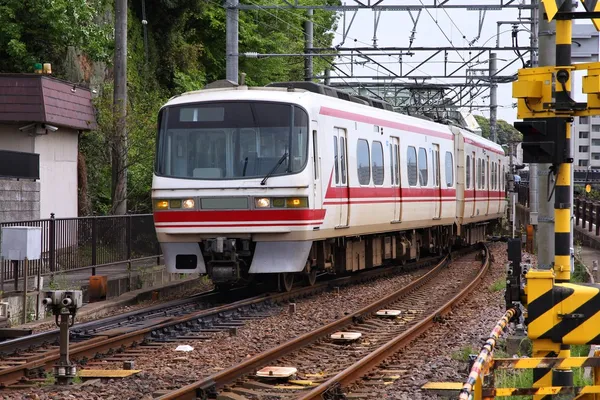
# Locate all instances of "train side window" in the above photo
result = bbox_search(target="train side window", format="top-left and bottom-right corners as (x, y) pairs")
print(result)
(445, 151), (453, 187)
(333, 137), (339, 184)
(498, 161), (502, 190)
(357, 139), (371, 185)
(372, 141), (384, 185)
(389, 145), (394, 185)
(407, 146), (418, 186)
(466, 156), (471, 189)
(394, 144), (400, 185)
(340, 136), (347, 184)
(312, 130), (319, 180)
(486, 160), (490, 189)
(477, 159), (481, 189)
(418, 147), (428, 186)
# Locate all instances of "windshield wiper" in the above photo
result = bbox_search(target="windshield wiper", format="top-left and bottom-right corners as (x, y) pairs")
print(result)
(261, 153), (288, 185)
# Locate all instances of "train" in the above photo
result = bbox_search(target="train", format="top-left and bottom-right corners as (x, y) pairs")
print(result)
(151, 80), (506, 291)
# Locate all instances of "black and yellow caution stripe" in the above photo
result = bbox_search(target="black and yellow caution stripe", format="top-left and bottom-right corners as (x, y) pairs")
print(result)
(527, 283), (600, 344)
(582, 0), (600, 30)
(494, 356), (600, 369)
(483, 385), (600, 397)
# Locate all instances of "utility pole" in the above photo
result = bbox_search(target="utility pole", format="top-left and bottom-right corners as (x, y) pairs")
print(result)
(112, 0), (128, 215)
(529, 0), (539, 251)
(226, 0), (239, 83)
(304, 9), (314, 82)
(489, 52), (498, 143)
(535, 0), (556, 270)
(530, 0), (555, 396)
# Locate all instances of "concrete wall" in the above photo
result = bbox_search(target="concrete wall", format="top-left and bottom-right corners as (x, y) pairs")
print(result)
(0, 179), (40, 222)
(0, 124), (78, 221)
(34, 128), (78, 219)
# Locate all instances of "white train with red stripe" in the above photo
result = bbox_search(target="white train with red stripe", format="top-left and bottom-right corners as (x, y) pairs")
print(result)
(152, 80), (506, 290)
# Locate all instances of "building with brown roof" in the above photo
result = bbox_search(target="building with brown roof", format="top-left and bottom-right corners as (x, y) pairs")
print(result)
(0, 74), (97, 222)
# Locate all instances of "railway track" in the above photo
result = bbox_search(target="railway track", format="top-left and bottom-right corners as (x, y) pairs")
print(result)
(0, 255), (439, 390)
(154, 244), (489, 400)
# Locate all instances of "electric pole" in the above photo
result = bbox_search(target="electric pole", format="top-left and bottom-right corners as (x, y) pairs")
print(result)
(529, 0), (539, 253)
(304, 9), (314, 82)
(226, 0), (239, 83)
(112, 0), (128, 215)
(489, 52), (498, 143)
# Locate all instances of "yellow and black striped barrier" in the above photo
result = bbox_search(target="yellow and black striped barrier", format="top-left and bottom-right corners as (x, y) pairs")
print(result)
(527, 270), (600, 345)
(484, 385), (600, 397)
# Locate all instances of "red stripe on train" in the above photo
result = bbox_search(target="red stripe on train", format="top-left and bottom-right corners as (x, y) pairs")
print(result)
(154, 209), (327, 223)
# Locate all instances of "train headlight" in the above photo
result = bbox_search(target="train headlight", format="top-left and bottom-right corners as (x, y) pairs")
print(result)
(182, 199), (195, 209)
(286, 197), (308, 208)
(154, 200), (169, 210)
(255, 198), (271, 208)
(169, 199), (182, 209)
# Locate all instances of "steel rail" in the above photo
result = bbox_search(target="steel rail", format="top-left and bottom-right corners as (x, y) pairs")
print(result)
(298, 244), (491, 400)
(154, 249), (467, 400)
(0, 255), (440, 388)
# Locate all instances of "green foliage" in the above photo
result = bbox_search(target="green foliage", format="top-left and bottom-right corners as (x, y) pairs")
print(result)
(0, 0), (112, 73)
(1, 0), (340, 214)
(572, 260), (590, 283)
(474, 115), (523, 146)
(451, 344), (477, 362)
(490, 278), (506, 292)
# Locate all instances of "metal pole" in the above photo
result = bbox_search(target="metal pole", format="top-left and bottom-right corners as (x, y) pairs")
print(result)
(536, 0), (556, 270)
(324, 68), (331, 85)
(532, 2), (556, 397)
(489, 52), (498, 143)
(57, 312), (72, 385)
(226, 0), (239, 83)
(551, 0), (573, 391)
(529, 0), (539, 243)
(304, 9), (314, 82)
(21, 258), (27, 325)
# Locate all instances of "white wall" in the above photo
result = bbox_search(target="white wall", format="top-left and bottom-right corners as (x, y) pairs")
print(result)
(0, 124), (35, 153)
(34, 128), (78, 219)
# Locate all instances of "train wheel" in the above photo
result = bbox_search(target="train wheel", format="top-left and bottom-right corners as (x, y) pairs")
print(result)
(279, 272), (294, 292)
(305, 268), (317, 286)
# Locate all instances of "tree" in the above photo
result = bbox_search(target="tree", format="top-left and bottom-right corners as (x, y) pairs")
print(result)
(0, 0), (111, 73)
(1, 0), (341, 215)
(474, 115), (522, 146)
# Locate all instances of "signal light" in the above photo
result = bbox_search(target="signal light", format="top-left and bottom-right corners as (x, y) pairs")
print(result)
(514, 118), (567, 165)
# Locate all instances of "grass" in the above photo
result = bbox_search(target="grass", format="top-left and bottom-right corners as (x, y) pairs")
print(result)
(451, 344), (478, 362)
(490, 278), (507, 292)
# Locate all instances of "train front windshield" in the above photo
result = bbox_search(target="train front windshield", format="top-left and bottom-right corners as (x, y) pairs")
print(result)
(156, 101), (309, 180)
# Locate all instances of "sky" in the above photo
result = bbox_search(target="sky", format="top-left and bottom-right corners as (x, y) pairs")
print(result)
(326, 1), (597, 124)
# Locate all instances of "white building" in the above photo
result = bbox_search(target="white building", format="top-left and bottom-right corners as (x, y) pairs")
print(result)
(571, 24), (600, 168)
(0, 74), (96, 222)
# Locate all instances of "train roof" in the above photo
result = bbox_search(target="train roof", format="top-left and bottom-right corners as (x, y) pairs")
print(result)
(165, 80), (504, 156)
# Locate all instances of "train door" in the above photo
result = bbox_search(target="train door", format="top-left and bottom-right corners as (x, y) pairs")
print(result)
(390, 137), (401, 222)
(486, 156), (491, 215)
(497, 160), (502, 213)
(471, 151), (476, 217)
(311, 122), (322, 211)
(433, 144), (442, 219)
(334, 128), (350, 227)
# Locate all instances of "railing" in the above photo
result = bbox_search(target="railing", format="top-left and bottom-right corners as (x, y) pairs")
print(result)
(0, 149), (39, 180)
(515, 182), (600, 235)
(516, 183), (529, 207)
(575, 197), (600, 236)
(0, 214), (161, 289)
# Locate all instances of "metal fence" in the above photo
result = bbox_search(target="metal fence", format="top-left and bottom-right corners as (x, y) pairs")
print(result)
(1, 214), (161, 286)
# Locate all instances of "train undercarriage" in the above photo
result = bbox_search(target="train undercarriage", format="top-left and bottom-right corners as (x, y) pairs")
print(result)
(199, 223), (491, 291)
